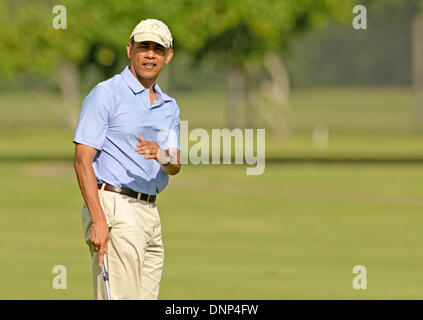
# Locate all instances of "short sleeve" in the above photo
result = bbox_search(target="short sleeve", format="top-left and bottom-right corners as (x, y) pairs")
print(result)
(163, 101), (180, 150)
(73, 85), (112, 150)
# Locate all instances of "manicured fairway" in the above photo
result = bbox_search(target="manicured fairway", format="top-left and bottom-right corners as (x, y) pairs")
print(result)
(1, 160), (423, 299)
(1, 87), (423, 299)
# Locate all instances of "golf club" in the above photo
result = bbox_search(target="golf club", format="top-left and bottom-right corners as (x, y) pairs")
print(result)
(101, 263), (111, 300)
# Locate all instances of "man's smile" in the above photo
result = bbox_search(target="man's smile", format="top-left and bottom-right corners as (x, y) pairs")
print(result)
(142, 62), (157, 70)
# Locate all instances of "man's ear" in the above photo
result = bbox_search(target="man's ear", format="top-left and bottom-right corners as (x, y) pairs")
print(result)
(165, 49), (174, 64)
(126, 42), (132, 59)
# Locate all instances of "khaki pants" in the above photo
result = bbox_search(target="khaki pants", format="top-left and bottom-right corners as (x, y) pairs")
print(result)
(81, 186), (164, 300)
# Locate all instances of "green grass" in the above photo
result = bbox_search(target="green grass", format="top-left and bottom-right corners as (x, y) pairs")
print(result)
(1, 86), (422, 160)
(289, 87), (415, 134)
(2, 161), (423, 299)
(1, 86), (423, 299)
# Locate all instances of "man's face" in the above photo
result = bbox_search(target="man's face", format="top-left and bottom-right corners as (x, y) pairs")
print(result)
(126, 41), (173, 82)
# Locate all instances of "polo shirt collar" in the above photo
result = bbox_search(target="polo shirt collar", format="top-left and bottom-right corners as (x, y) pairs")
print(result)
(153, 83), (167, 102)
(121, 66), (172, 102)
(121, 66), (146, 94)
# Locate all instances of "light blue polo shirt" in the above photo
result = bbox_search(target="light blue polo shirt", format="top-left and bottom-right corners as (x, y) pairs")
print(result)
(73, 66), (180, 195)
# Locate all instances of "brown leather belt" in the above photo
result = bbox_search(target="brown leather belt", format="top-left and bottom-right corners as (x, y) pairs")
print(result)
(98, 183), (156, 203)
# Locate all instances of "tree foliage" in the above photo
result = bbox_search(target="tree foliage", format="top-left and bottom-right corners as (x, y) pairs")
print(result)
(0, 0), (355, 76)
(166, 0), (355, 64)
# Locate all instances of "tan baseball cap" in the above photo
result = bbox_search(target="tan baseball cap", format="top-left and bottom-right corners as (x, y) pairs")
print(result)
(130, 19), (173, 49)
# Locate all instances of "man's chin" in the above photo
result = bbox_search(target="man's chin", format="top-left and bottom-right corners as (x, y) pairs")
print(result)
(135, 70), (158, 81)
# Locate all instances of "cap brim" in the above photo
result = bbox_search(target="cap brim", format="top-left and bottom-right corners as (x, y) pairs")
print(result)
(133, 33), (170, 48)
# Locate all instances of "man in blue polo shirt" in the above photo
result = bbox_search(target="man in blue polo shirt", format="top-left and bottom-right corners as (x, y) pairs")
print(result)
(73, 19), (181, 300)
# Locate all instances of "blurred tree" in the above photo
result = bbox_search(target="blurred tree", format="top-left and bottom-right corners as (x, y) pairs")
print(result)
(164, 0), (355, 138)
(286, 0), (416, 88)
(0, 0), (354, 136)
(0, 0), (164, 128)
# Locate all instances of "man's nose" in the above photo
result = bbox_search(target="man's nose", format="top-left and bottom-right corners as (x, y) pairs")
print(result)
(146, 48), (155, 58)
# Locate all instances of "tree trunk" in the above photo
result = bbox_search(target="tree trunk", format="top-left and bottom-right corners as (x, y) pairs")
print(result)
(227, 64), (246, 129)
(412, 12), (423, 133)
(244, 65), (258, 129)
(57, 61), (79, 130)
(252, 51), (292, 142)
(227, 56), (291, 138)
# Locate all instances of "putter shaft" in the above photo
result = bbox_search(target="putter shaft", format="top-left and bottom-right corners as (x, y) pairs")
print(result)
(101, 264), (111, 300)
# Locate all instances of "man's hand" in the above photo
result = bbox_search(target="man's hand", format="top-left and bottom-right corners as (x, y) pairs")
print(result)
(135, 136), (181, 175)
(136, 136), (169, 164)
(89, 221), (109, 266)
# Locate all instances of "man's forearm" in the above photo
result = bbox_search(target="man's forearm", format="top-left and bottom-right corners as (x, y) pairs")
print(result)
(160, 163), (181, 175)
(74, 159), (107, 224)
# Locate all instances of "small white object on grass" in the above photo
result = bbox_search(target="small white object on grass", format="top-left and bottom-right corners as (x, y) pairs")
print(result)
(312, 124), (330, 150)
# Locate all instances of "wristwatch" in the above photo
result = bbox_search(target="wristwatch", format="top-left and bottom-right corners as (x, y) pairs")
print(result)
(161, 149), (173, 167)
